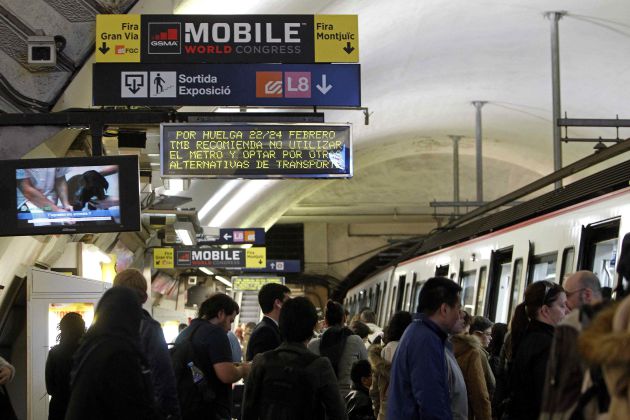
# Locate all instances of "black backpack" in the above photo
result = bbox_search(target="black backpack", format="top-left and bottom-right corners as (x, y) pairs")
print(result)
(258, 348), (321, 420)
(170, 324), (217, 420)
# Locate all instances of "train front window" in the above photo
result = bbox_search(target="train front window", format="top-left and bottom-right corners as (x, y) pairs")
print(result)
(528, 252), (558, 283)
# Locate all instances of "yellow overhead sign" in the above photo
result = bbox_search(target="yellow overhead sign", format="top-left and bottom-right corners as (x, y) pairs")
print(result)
(314, 15), (359, 63)
(245, 247), (266, 268)
(96, 14), (140, 62)
(153, 248), (174, 269)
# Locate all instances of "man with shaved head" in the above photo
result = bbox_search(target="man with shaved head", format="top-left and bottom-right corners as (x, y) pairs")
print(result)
(540, 271), (606, 418)
(563, 270), (603, 311)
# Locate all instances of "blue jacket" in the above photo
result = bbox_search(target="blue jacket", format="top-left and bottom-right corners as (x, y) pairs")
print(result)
(386, 314), (452, 420)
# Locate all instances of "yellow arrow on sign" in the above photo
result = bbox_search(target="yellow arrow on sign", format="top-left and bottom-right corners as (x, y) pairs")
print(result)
(245, 247), (266, 268)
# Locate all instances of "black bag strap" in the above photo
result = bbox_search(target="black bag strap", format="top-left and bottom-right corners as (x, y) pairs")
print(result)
(569, 366), (610, 420)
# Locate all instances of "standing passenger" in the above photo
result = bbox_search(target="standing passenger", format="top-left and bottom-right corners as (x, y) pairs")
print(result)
(387, 277), (463, 420)
(45, 312), (85, 420)
(360, 309), (384, 345)
(369, 311), (412, 420)
(242, 297), (347, 420)
(505, 281), (567, 420)
(309, 300), (368, 398)
(345, 360), (376, 420)
(540, 271), (604, 419)
(113, 269), (181, 419)
(175, 293), (250, 420)
(65, 287), (159, 420)
(245, 283), (291, 361)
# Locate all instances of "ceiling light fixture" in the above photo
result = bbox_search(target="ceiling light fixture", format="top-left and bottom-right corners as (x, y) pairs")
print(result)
(199, 267), (214, 276)
(215, 275), (232, 287)
(173, 221), (196, 246)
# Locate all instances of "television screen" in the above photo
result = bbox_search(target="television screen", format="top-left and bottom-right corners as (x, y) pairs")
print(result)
(0, 155), (140, 236)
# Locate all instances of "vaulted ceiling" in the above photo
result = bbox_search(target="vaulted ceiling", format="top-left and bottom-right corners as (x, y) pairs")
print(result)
(2, 0), (630, 232)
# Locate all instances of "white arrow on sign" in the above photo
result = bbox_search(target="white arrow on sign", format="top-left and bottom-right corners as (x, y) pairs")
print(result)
(223, 233), (232, 241)
(316, 74), (333, 94)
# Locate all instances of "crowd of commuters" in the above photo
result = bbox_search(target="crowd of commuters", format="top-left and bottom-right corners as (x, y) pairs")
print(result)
(13, 248), (625, 420)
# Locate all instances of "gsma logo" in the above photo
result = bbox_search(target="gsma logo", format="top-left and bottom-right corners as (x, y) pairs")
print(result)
(148, 22), (181, 54)
(256, 72), (283, 98)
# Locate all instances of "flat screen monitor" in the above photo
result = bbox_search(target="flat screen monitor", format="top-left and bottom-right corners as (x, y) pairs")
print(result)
(0, 155), (140, 236)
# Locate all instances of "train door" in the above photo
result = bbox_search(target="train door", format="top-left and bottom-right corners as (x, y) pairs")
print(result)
(406, 273), (417, 312)
(486, 248), (513, 322)
(378, 281), (387, 326)
(578, 218), (620, 288)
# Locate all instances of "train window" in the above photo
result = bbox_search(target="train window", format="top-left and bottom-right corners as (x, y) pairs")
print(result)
(528, 252), (558, 283)
(412, 282), (423, 313)
(560, 247), (575, 284)
(578, 218), (620, 289)
(368, 288), (374, 309)
(460, 270), (477, 314)
(403, 283), (411, 312)
(374, 284), (382, 322)
(509, 259), (524, 321)
(409, 273), (418, 312)
(390, 287), (397, 319)
(379, 281), (388, 325)
(475, 266), (488, 316)
(435, 264), (449, 277)
(487, 248), (513, 322)
(395, 275), (406, 312)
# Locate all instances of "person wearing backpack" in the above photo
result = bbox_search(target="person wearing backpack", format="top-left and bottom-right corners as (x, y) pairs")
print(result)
(309, 300), (368, 398)
(241, 296), (348, 420)
(174, 293), (250, 420)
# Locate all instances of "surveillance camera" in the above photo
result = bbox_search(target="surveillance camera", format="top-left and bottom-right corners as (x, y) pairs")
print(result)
(27, 36), (56, 65)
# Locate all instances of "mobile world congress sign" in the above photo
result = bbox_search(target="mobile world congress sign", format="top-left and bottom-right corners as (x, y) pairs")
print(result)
(160, 123), (352, 178)
(92, 63), (360, 107)
(95, 14), (359, 63)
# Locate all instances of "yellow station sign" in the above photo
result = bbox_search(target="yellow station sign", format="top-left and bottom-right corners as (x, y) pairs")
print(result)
(314, 15), (359, 63)
(96, 14), (141, 62)
(153, 247), (174, 269)
(245, 247), (266, 268)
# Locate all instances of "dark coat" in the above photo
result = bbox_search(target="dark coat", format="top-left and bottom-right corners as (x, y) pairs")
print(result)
(140, 309), (181, 418)
(345, 385), (376, 420)
(242, 342), (348, 420)
(508, 320), (554, 420)
(245, 316), (281, 361)
(45, 342), (80, 420)
(65, 288), (159, 420)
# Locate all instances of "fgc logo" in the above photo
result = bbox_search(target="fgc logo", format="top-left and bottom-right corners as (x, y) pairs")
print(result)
(256, 71), (311, 99)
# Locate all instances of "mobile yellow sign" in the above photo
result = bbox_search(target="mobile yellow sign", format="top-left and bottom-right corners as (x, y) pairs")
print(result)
(314, 15), (359, 63)
(153, 248), (174, 269)
(96, 14), (140, 62)
(245, 247), (266, 268)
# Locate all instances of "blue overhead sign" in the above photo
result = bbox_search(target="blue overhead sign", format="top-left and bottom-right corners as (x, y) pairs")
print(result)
(240, 259), (301, 273)
(219, 228), (265, 245)
(92, 63), (360, 107)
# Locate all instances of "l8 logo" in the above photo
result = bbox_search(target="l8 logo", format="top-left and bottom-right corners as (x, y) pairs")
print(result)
(284, 72), (311, 98)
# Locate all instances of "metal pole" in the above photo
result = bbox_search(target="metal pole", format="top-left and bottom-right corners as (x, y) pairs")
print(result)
(547, 11), (566, 189)
(472, 101), (486, 202)
(449, 135), (462, 215)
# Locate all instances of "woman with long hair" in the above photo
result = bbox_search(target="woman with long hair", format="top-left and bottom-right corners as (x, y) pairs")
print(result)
(45, 312), (85, 420)
(506, 280), (568, 419)
(369, 311), (412, 420)
(308, 300), (368, 398)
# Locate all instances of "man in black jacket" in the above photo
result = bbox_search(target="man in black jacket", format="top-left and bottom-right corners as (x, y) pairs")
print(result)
(245, 283), (291, 361)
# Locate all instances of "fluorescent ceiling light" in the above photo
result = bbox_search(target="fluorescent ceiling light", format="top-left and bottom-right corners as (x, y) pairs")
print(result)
(164, 178), (190, 193)
(199, 267), (215, 275)
(241, 244), (253, 249)
(215, 275), (232, 287)
(198, 180), (240, 220)
(174, 221), (196, 246)
(209, 180), (275, 227)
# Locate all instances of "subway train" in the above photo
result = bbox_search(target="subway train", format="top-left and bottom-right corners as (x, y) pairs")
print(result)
(344, 160), (630, 328)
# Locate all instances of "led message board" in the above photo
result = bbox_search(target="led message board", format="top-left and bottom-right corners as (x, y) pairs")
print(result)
(160, 123), (352, 178)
